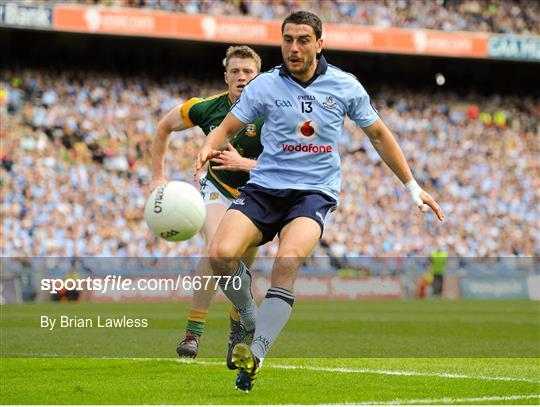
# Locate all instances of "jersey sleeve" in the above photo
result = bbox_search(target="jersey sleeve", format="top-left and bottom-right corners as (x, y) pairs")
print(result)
(230, 77), (264, 124)
(179, 97), (203, 127)
(347, 80), (379, 129)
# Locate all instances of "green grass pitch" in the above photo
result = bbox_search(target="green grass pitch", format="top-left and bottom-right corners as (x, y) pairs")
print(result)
(1, 300), (539, 404)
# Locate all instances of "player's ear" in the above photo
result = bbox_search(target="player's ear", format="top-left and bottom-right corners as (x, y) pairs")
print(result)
(316, 38), (323, 53)
(224, 71), (229, 85)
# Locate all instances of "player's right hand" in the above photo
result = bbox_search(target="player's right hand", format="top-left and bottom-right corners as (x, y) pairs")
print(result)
(149, 176), (169, 192)
(194, 147), (221, 178)
(418, 190), (445, 221)
(406, 179), (444, 221)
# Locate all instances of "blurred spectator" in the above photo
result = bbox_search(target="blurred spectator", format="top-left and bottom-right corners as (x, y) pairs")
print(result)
(430, 248), (448, 296)
(417, 270), (434, 298)
(0, 68), (538, 259)
(48, 0), (540, 35)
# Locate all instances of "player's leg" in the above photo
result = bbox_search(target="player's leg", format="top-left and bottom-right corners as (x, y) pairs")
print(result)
(177, 201), (227, 357)
(209, 208), (263, 331)
(232, 191), (336, 392)
(210, 209), (263, 271)
(232, 217), (321, 392)
(232, 245), (259, 328)
(241, 246), (259, 269)
(180, 205), (261, 360)
(251, 217), (320, 354)
(226, 244), (259, 368)
(178, 178), (259, 358)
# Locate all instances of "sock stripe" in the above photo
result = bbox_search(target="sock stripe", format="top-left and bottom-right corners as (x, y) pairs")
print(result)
(268, 286), (294, 295)
(267, 287), (295, 306)
(186, 320), (205, 336)
(233, 261), (247, 277)
(265, 292), (294, 306)
(187, 308), (208, 323)
(229, 306), (240, 322)
(218, 262), (248, 287)
(267, 287), (294, 299)
(218, 278), (228, 288)
(267, 292), (294, 301)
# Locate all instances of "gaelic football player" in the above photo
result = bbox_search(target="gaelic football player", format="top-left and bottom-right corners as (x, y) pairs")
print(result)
(151, 45), (263, 367)
(195, 12), (444, 391)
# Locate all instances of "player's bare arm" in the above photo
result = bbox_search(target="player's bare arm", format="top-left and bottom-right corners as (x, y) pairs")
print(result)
(194, 112), (246, 177)
(363, 118), (444, 221)
(210, 143), (256, 172)
(150, 105), (192, 191)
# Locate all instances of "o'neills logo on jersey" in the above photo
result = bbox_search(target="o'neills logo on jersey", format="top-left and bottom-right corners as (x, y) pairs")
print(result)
(281, 143), (333, 153)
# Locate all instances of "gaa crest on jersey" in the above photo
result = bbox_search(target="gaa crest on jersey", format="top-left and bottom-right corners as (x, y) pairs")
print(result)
(245, 123), (257, 137)
(296, 120), (319, 139)
(209, 192), (219, 201)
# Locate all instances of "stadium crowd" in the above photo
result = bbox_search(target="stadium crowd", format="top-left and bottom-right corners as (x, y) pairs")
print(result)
(50, 0), (540, 35)
(1, 69), (539, 259)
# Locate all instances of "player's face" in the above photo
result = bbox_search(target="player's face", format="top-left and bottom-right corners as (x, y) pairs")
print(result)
(224, 57), (259, 101)
(282, 23), (323, 81)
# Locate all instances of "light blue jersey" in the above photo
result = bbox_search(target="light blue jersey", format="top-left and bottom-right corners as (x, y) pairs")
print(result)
(230, 55), (378, 201)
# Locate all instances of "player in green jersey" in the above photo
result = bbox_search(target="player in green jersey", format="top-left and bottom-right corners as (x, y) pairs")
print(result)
(150, 46), (264, 364)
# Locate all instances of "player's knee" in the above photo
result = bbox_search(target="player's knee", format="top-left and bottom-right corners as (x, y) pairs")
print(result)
(274, 253), (304, 274)
(277, 245), (307, 261)
(209, 241), (239, 276)
(210, 240), (233, 259)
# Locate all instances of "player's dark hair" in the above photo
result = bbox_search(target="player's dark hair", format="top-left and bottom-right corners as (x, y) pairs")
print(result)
(281, 11), (323, 40)
(224, 45), (262, 72)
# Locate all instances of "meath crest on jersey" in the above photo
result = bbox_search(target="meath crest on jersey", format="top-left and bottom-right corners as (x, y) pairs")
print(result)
(245, 123), (257, 137)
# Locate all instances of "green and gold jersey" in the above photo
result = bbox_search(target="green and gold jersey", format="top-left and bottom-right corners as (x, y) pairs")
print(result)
(180, 91), (264, 199)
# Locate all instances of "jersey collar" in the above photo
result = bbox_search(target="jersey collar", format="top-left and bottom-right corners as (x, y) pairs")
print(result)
(279, 54), (328, 88)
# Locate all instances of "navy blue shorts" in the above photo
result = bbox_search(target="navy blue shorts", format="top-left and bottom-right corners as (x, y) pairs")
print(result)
(229, 183), (338, 246)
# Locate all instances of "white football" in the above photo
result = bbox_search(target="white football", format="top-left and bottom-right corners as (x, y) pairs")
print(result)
(144, 181), (205, 241)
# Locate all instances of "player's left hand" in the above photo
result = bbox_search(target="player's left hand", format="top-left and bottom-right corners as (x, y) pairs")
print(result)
(418, 190), (445, 221)
(210, 144), (248, 172)
(194, 146), (221, 178)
